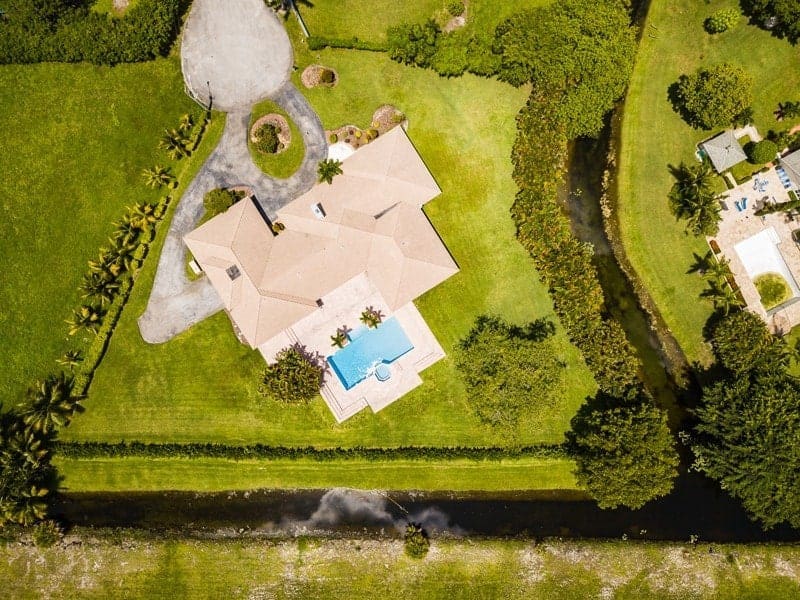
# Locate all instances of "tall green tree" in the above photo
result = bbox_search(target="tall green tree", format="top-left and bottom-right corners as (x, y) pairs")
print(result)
(707, 310), (789, 376)
(741, 0), (800, 43)
(494, 0), (637, 138)
(566, 391), (679, 510)
(670, 64), (753, 130)
(19, 372), (82, 434)
(668, 162), (721, 236)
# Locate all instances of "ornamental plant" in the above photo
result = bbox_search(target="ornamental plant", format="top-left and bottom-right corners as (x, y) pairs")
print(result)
(704, 8), (740, 34)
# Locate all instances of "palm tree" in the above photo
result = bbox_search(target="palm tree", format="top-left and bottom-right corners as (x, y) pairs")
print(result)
(1, 488), (49, 526)
(706, 256), (732, 283)
(317, 158), (343, 184)
(129, 202), (159, 231)
(56, 350), (84, 369)
(700, 279), (742, 315)
(159, 129), (189, 160)
(79, 271), (119, 305)
(330, 328), (348, 348)
(113, 214), (143, 246)
(66, 305), (104, 336)
(359, 306), (384, 328)
(668, 162), (721, 236)
(141, 165), (175, 189)
(179, 113), (195, 133)
(19, 373), (82, 434)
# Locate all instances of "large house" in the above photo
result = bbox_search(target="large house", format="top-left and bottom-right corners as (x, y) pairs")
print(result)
(184, 126), (458, 421)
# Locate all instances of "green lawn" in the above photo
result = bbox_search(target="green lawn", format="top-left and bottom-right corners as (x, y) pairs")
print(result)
(70, 22), (595, 450)
(3, 538), (800, 599)
(247, 98), (305, 178)
(617, 0), (800, 365)
(55, 456), (580, 492)
(0, 59), (200, 403)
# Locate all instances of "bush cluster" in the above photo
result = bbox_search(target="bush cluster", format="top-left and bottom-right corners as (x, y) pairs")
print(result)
(307, 36), (388, 52)
(0, 0), (184, 65)
(704, 8), (741, 34)
(54, 441), (568, 461)
(254, 122), (281, 154)
(260, 347), (324, 403)
(203, 188), (243, 218)
(447, 2), (465, 17)
(745, 139), (778, 164)
(741, 0), (800, 43)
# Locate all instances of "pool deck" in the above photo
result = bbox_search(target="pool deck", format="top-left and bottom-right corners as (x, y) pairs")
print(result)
(257, 273), (446, 422)
(711, 166), (800, 333)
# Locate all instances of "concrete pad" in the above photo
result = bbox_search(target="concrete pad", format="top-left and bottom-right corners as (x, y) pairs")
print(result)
(181, 0), (292, 111)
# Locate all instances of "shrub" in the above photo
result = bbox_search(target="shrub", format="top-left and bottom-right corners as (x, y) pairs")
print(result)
(670, 64), (754, 130)
(203, 188), (239, 217)
(704, 8), (741, 33)
(260, 347), (323, 403)
(307, 36), (387, 52)
(254, 122), (281, 154)
(745, 139), (778, 164)
(319, 68), (336, 85)
(32, 520), (63, 548)
(447, 1), (465, 17)
(387, 20), (441, 68)
(329, 133), (338, 143)
(404, 523), (429, 559)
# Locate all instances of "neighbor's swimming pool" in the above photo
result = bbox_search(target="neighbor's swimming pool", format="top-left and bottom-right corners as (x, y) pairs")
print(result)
(327, 317), (413, 390)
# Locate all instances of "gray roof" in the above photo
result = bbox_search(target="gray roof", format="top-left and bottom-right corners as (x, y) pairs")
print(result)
(781, 149), (800, 188)
(701, 130), (747, 173)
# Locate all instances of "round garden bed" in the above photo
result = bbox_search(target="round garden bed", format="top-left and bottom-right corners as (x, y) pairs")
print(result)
(754, 272), (792, 310)
(324, 105), (407, 151)
(301, 65), (339, 89)
(250, 114), (291, 155)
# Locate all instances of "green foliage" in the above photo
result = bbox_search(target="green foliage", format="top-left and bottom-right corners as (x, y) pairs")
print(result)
(708, 310), (789, 376)
(307, 35), (388, 52)
(704, 8), (741, 33)
(670, 64), (754, 130)
(203, 188), (239, 218)
(566, 392), (679, 509)
(19, 373), (82, 434)
(387, 19), (441, 68)
(318, 68), (336, 85)
(259, 347), (323, 404)
(447, 1), (465, 17)
(404, 523), (430, 559)
(254, 122), (281, 154)
(667, 162), (721, 236)
(465, 32), (501, 77)
(317, 158), (343, 184)
(32, 519), (62, 548)
(494, 0), (637, 137)
(745, 139), (778, 164)
(754, 273), (791, 309)
(454, 315), (564, 431)
(429, 29), (468, 77)
(0, 0), (184, 65)
(741, 0), (800, 43)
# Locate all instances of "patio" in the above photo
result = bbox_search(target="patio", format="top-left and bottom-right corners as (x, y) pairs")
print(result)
(713, 167), (800, 333)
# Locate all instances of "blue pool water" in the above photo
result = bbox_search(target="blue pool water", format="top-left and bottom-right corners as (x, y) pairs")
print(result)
(328, 317), (413, 390)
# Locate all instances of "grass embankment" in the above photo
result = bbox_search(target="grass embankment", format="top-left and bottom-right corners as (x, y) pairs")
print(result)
(3, 538), (800, 599)
(0, 59), (199, 403)
(247, 98), (305, 178)
(71, 21), (595, 454)
(55, 456), (579, 491)
(617, 0), (800, 364)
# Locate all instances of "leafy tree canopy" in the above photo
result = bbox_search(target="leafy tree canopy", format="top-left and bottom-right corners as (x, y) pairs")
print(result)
(566, 391), (679, 509)
(260, 347), (323, 404)
(670, 64), (754, 130)
(707, 310), (789, 376)
(454, 315), (564, 432)
(667, 161), (721, 236)
(203, 188), (241, 218)
(745, 139), (779, 164)
(494, 0), (637, 137)
(741, 0), (800, 43)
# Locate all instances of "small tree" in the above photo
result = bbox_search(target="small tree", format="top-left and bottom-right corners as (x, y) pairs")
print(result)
(254, 123), (281, 154)
(141, 165), (175, 189)
(317, 158), (343, 184)
(704, 8), (740, 33)
(260, 347), (323, 403)
(404, 523), (430, 559)
(671, 64), (754, 130)
(318, 68), (336, 85)
(447, 1), (465, 17)
(32, 520), (63, 548)
(745, 139), (778, 164)
(203, 188), (239, 217)
(566, 392), (679, 510)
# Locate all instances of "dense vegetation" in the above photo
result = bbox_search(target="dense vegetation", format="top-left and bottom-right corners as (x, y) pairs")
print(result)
(0, 0), (183, 64)
(454, 316), (563, 432)
(259, 347), (324, 404)
(693, 311), (800, 529)
(668, 162), (721, 236)
(742, 0), (800, 43)
(203, 188), (242, 220)
(670, 64), (754, 130)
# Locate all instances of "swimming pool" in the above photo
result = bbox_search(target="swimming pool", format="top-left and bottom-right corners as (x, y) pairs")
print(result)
(327, 317), (414, 390)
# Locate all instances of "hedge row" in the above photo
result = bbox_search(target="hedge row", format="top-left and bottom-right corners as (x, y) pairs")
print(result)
(307, 36), (388, 52)
(54, 441), (568, 461)
(510, 93), (641, 396)
(0, 0), (183, 65)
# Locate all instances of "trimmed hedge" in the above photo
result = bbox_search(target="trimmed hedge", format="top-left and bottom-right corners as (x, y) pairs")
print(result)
(54, 441), (568, 461)
(307, 36), (388, 52)
(0, 0), (184, 65)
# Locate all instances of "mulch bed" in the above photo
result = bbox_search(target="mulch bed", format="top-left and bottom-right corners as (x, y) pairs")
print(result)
(301, 65), (339, 89)
(324, 105), (407, 150)
(250, 114), (291, 154)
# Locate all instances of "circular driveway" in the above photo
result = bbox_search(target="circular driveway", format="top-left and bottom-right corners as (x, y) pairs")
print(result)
(180, 0), (292, 111)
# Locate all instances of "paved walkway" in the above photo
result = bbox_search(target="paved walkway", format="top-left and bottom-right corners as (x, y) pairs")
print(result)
(180, 0), (292, 111)
(138, 4), (326, 344)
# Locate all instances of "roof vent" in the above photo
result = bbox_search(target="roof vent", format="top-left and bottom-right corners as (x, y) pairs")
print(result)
(316, 298), (324, 307)
(226, 264), (241, 281)
(311, 202), (326, 219)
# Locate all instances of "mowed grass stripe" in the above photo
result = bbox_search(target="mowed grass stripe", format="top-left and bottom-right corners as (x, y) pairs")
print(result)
(55, 456), (580, 491)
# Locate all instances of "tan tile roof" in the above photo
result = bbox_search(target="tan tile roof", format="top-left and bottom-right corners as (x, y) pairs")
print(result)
(184, 126), (458, 348)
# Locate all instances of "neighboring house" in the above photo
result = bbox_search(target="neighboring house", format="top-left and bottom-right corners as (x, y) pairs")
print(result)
(184, 126), (459, 421)
(780, 148), (800, 189)
(700, 129), (747, 173)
